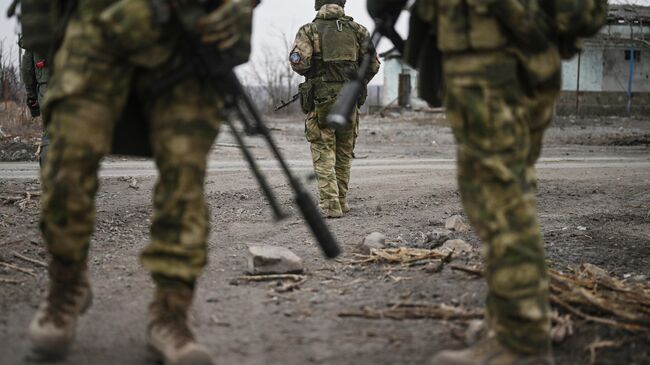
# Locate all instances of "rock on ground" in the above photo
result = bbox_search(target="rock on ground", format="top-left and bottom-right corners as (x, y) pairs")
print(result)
(246, 245), (304, 275)
(441, 239), (473, 258)
(357, 232), (386, 254)
(445, 215), (470, 232)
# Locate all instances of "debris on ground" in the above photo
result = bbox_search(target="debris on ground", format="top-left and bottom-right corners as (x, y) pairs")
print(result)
(585, 338), (624, 365)
(246, 245), (304, 275)
(339, 301), (483, 321)
(345, 247), (454, 266)
(357, 232), (386, 254)
(440, 239), (473, 258)
(550, 263), (650, 332)
(0, 190), (41, 211)
(445, 215), (470, 232)
(230, 274), (306, 285)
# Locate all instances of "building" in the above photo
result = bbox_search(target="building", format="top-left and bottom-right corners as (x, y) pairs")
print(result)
(379, 5), (650, 116)
(558, 4), (650, 115)
(379, 48), (428, 110)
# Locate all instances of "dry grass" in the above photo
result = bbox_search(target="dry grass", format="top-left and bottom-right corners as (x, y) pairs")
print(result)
(0, 101), (41, 138)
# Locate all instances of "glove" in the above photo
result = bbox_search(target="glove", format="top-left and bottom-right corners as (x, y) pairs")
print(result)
(197, 0), (256, 51)
(367, 0), (408, 20)
(26, 97), (41, 118)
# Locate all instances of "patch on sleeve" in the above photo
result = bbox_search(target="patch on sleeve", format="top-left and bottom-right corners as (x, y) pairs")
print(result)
(290, 52), (302, 64)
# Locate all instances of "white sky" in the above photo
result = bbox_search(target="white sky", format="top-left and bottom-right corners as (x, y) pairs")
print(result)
(1, 0), (646, 82)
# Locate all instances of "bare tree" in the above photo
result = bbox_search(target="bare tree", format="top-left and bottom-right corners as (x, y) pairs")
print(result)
(244, 29), (301, 114)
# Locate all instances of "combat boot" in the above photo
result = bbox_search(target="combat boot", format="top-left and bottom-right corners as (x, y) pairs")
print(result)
(431, 338), (554, 365)
(29, 261), (92, 359)
(320, 199), (343, 219)
(339, 198), (350, 213)
(147, 287), (214, 365)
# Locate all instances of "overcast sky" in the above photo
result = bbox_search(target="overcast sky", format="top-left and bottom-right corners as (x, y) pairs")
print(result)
(0, 0), (646, 84)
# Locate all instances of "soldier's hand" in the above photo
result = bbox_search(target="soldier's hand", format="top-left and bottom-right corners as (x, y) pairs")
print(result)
(26, 97), (41, 118)
(367, 0), (408, 20)
(197, 0), (256, 50)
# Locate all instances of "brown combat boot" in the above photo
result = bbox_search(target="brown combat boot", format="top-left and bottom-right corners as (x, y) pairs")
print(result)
(147, 287), (214, 365)
(29, 261), (92, 359)
(431, 338), (554, 365)
(339, 198), (350, 213)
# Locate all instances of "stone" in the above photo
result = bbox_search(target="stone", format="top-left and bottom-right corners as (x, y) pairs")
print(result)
(426, 229), (452, 248)
(441, 239), (473, 257)
(357, 232), (386, 254)
(445, 215), (470, 232)
(423, 260), (444, 274)
(246, 245), (304, 275)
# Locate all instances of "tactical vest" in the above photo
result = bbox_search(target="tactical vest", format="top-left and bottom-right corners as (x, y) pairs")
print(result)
(436, 0), (508, 53)
(311, 17), (360, 83)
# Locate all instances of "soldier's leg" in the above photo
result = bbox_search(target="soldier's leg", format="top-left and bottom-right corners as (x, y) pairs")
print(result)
(139, 76), (221, 365)
(525, 90), (559, 191)
(445, 78), (550, 355)
(32, 17), (132, 358)
(305, 111), (341, 217)
(334, 109), (358, 213)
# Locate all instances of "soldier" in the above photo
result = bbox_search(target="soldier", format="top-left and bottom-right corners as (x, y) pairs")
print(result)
(290, 0), (380, 218)
(366, 0), (602, 364)
(28, 0), (257, 364)
(20, 49), (49, 166)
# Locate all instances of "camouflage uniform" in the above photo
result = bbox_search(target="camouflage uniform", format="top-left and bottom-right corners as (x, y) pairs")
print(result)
(290, 3), (379, 216)
(20, 50), (50, 165)
(41, 0), (223, 292)
(438, 0), (564, 354)
(394, 0), (562, 358)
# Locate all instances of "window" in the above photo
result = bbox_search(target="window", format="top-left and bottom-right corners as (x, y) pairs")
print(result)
(624, 50), (641, 62)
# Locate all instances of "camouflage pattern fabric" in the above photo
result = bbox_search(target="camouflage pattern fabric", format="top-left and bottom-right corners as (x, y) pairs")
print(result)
(290, 4), (379, 215)
(21, 50), (51, 163)
(20, 50), (49, 104)
(40, 0), (223, 288)
(434, 0), (564, 354)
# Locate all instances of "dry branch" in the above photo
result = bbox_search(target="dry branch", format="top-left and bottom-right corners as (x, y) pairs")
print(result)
(346, 247), (453, 266)
(12, 252), (47, 268)
(0, 260), (36, 277)
(0, 277), (20, 284)
(339, 302), (483, 321)
(230, 274), (306, 285)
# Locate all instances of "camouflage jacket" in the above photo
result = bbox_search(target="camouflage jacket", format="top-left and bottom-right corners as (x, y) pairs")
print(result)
(20, 50), (49, 101)
(290, 4), (380, 86)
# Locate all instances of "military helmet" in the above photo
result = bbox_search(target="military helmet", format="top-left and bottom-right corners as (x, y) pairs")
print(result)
(315, 0), (346, 11)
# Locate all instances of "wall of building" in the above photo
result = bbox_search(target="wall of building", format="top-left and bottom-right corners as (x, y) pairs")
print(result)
(562, 46), (604, 92)
(382, 57), (419, 106)
(602, 45), (650, 93)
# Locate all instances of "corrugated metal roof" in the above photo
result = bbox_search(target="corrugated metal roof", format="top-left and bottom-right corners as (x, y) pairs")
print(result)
(608, 4), (650, 23)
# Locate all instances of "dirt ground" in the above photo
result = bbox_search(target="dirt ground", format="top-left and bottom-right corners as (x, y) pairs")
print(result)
(0, 113), (649, 365)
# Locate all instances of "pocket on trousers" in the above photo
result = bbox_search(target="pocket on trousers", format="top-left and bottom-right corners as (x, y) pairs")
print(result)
(305, 115), (321, 143)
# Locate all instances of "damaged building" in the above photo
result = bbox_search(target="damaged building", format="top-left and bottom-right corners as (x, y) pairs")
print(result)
(379, 4), (650, 116)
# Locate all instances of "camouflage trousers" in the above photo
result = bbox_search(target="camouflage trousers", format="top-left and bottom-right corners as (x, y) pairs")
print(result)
(40, 17), (222, 288)
(304, 109), (358, 214)
(444, 53), (558, 355)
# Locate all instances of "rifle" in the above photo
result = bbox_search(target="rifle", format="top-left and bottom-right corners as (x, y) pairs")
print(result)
(275, 93), (299, 111)
(169, 1), (340, 258)
(327, 16), (404, 130)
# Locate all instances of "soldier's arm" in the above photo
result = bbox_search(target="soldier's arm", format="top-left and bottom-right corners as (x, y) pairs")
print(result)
(20, 50), (37, 98)
(289, 24), (314, 76)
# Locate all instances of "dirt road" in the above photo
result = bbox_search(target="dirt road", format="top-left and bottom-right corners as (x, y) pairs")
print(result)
(0, 115), (649, 364)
